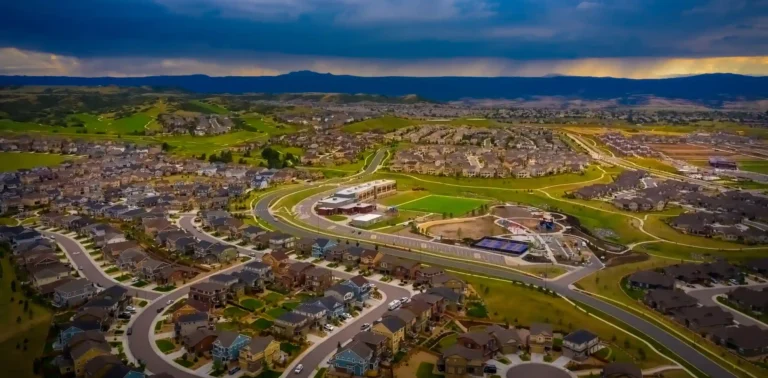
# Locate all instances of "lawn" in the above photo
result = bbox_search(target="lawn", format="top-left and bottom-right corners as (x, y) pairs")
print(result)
(104, 267), (119, 274)
(265, 308), (287, 319)
(738, 160), (768, 174)
(186, 100), (228, 114)
(0, 152), (74, 172)
(262, 292), (284, 305)
(154, 285), (177, 292)
(342, 116), (418, 133)
(437, 333), (457, 351)
(0, 217), (18, 226)
(397, 195), (489, 216)
(240, 298), (265, 311)
(280, 342), (301, 355)
(458, 272), (667, 369)
(626, 157), (679, 174)
(0, 256), (53, 378)
(250, 318), (273, 331)
(282, 301), (301, 310)
(132, 280), (149, 288)
(379, 191), (431, 207)
(174, 357), (194, 368)
(156, 339), (176, 354)
(68, 112), (152, 134)
(241, 116), (298, 136)
(115, 274), (133, 282)
(223, 306), (249, 319)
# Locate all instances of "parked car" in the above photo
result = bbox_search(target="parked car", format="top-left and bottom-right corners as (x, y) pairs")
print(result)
(228, 366), (240, 375)
(483, 365), (497, 374)
(127, 327), (133, 336)
(340, 313), (351, 320)
(126, 306), (136, 313)
(157, 307), (164, 313)
(294, 364), (303, 374)
(360, 323), (372, 331)
(118, 313), (132, 320)
(323, 324), (335, 332)
(400, 296), (410, 304)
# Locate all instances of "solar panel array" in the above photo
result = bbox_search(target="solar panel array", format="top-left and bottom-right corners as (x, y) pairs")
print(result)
(473, 237), (529, 255)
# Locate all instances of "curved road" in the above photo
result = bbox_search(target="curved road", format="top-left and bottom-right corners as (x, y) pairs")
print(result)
(254, 151), (739, 378)
(687, 284), (768, 330)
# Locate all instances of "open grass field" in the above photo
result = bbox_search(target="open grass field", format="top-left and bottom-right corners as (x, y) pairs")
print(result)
(342, 116), (418, 133)
(0, 256), (53, 378)
(158, 131), (268, 156)
(738, 160), (768, 174)
(397, 195), (489, 216)
(626, 157), (679, 174)
(0, 152), (74, 172)
(186, 100), (229, 114)
(68, 112), (151, 134)
(577, 257), (768, 378)
(379, 191), (431, 207)
(242, 116), (299, 135)
(0, 217), (18, 225)
(386, 166), (606, 190)
(457, 272), (668, 369)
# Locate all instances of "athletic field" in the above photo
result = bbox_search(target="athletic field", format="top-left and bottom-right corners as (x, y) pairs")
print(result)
(397, 195), (489, 215)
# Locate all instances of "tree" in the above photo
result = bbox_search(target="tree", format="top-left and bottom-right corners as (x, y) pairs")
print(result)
(212, 359), (223, 373)
(161, 142), (170, 151)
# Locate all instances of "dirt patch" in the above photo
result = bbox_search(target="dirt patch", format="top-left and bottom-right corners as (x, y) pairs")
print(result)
(492, 205), (535, 218)
(391, 227), (433, 240)
(648, 143), (754, 161)
(393, 351), (438, 378)
(604, 251), (649, 267)
(426, 216), (507, 240)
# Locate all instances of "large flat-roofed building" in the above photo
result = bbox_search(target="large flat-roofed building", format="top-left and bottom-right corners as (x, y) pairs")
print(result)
(709, 157), (737, 170)
(334, 180), (397, 201)
(350, 213), (384, 227)
(317, 196), (355, 210)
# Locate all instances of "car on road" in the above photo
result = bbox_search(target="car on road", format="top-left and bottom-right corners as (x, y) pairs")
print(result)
(388, 300), (401, 311)
(78, 266), (83, 271)
(400, 296), (410, 304)
(157, 307), (164, 313)
(127, 327), (132, 336)
(72, 251), (80, 255)
(323, 324), (335, 332)
(360, 323), (372, 331)
(294, 364), (303, 374)
(167, 299), (174, 305)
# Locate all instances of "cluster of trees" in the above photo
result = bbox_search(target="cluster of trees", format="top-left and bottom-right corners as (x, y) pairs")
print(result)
(208, 150), (234, 164)
(261, 146), (299, 169)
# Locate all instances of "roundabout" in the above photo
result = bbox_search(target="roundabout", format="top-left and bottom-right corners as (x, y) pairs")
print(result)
(506, 363), (575, 378)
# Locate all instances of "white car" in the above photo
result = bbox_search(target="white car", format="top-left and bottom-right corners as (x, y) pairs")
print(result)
(360, 323), (372, 331)
(323, 324), (335, 332)
(340, 313), (351, 320)
(167, 299), (174, 305)
(400, 296), (410, 304)
(294, 364), (304, 374)
(72, 251), (80, 255)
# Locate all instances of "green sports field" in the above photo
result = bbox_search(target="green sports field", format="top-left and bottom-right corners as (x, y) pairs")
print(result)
(397, 195), (489, 215)
(0, 152), (74, 172)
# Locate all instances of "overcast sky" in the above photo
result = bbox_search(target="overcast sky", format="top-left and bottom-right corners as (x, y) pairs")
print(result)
(1, 0), (766, 78)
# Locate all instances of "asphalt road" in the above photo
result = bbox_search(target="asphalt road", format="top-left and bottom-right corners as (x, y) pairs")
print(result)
(254, 150), (739, 378)
(687, 284), (768, 329)
(44, 231), (160, 300)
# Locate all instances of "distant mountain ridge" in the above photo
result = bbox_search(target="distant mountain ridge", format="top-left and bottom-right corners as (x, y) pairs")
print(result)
(1, 71), (767, 104)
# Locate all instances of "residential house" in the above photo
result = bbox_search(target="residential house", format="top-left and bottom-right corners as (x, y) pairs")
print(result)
(70, 337), (111, 377)
(189, 282), (228, 308)
(376, 255), (419, 280)
(712, 325), (768, 357)
(54, 279), (98, 308)
(601, 363), (642, 378)
(439, 345), (487, 378)
(305, 266), (333, 294)
(183, 329), (218, 355)
(312, 295), (346, 319)
(172, 299), (210, 322)
(429, 273), (466, 294)
(261, 250), (289, 272)
(328, 340), (378, 377)
(311, 238), (338, 259)
(527, 323), (553, 354)
(673, 306), (734, 335)
(30, 262), (72, 288)
(271, 312), (310, 340)
(402, 299), (433, 333)
(139, 258), (170, 282)
(727, 287), (768, 313)
(238, 336), (282, 375)
(358, 249), (382, 271)
(455, 331), (498, 359)
(212, 331), (251, 363)
(174, 312), (210, 339)
(427, 287), (464, 312)
(562, 330), (600, 361)
(279, 262), (314, 291)
(352, 331), (389, 360)
(293, 302), (328, 328)
(627, 271), (675, 290)
(372, 316), (407, 354)
(644, 290), (698, 314)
